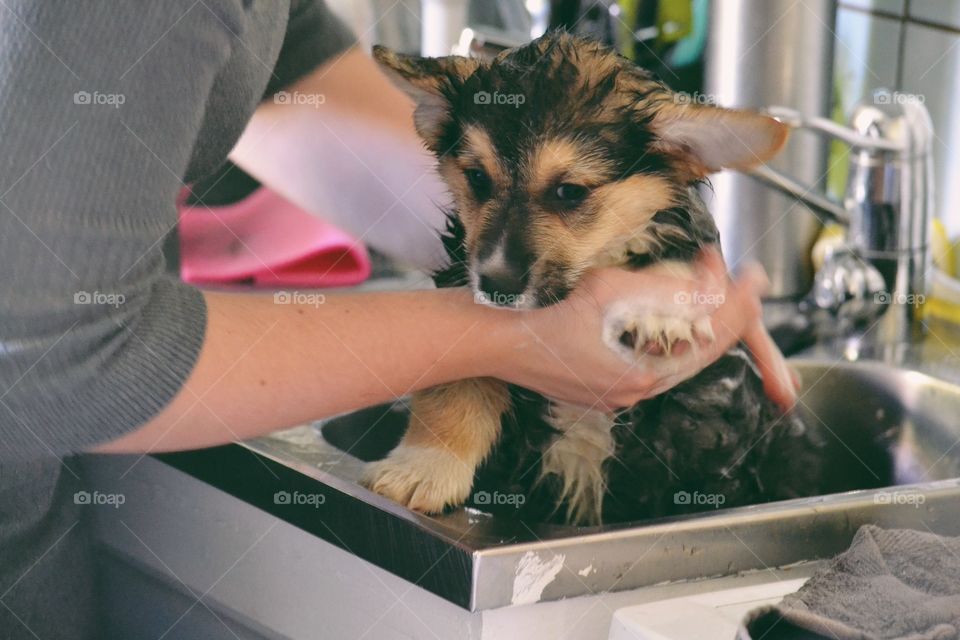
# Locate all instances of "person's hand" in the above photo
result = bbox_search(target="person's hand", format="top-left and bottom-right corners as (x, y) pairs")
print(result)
(490, 249), (798, 412)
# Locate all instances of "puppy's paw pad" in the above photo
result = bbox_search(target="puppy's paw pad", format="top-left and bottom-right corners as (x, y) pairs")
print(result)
(362, 445), (474, 514)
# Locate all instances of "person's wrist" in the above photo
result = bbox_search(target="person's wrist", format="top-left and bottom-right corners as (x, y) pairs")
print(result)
(453, 291), (527, 383)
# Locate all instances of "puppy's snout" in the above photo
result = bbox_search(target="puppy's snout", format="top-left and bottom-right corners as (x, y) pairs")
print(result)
(474, 228), (535, 305)
(478, 268), (528, 300)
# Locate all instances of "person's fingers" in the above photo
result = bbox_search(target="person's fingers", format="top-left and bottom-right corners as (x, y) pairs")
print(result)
(744, 321), (798, 411)
(696, 247), (728, 286)
(699, 263), (768, 363)
(697, 260), (796, 410)
(702, 264), (800, 411)
(587, 266), (724, 316)
(690, 248), (727, 303)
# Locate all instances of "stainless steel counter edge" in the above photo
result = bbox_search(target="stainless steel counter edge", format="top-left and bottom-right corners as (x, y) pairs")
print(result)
(242, 433), (960, 610)
(468, 480), (960, 609)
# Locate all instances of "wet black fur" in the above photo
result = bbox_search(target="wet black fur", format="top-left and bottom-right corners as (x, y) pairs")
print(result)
(428, 38), (672, 179)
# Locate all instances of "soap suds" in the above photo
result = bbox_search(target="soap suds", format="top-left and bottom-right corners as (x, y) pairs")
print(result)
(511, 551), (565, 605)
(577, 564), (594, 577)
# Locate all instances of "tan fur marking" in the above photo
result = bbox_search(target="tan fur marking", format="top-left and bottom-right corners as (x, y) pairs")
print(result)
(438, 126), (508, 252)
(582, 174), (677, 267)
(364, 378), (510, 513)
(404, 378), (510, 463)
(527, 139), (615, 194)
(460, 125), (505, 185)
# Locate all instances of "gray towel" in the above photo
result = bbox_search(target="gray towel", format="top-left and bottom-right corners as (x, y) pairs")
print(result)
(742, 525), (960, 640)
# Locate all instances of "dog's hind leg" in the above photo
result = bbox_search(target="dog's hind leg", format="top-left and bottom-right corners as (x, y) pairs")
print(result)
(363, 378), (510, 513)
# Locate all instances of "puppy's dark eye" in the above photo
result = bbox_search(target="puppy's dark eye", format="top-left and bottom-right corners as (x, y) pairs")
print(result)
(552, 183), (589, 206)
(464, 168), (492, 200)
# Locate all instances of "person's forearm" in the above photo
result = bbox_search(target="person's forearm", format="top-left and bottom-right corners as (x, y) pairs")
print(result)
(229, 47), (449, 270)
(94, 288), (507, 454)
(93, 256), (796, 454)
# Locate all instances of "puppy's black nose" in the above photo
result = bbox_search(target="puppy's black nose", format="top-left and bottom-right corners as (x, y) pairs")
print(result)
(478, 271), (528, 303)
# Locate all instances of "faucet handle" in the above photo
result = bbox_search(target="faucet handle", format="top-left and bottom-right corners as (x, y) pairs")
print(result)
(808, 245), (888, 328)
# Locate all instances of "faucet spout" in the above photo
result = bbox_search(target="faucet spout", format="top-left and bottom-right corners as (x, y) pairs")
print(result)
(747, 164), (849, 226)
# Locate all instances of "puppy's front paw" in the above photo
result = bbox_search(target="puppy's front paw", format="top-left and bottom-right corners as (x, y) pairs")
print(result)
(627, 314), (714, 356)
(362, 445), (475, 514)
(603, 303), (715, 362)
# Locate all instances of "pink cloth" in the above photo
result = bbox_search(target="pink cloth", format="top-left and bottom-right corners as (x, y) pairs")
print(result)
(178, 186), (371, 288)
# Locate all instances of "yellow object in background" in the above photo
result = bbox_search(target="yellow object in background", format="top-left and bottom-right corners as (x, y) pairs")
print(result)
(933, 218), (957, 277)
(923, 219), (960, 325)
(657, 0), (693, 44)
(616, 0), (638, 60)
(811, 223), (845, 271)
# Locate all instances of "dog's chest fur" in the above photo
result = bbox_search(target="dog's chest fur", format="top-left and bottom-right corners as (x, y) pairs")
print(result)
(540, 402), (617, 525)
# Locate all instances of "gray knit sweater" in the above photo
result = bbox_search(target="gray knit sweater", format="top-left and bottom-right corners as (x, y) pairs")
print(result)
(0, 1), (354, 637)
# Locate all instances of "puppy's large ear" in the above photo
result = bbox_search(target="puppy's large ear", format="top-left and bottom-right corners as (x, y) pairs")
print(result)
(651, 101), (789, 179)
(373, 45), (481, 150)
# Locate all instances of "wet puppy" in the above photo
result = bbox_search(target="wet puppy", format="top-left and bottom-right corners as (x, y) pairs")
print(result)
(364, 32), (825, 525)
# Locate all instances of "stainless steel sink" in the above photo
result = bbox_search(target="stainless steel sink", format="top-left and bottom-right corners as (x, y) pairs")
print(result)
(242, 351), (960, 610)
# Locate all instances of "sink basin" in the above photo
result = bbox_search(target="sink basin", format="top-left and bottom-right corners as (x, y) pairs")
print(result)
(187, 358), (960, 610)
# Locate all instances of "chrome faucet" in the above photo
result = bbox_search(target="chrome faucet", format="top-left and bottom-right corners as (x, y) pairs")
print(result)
(746, 93), (935, 359)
